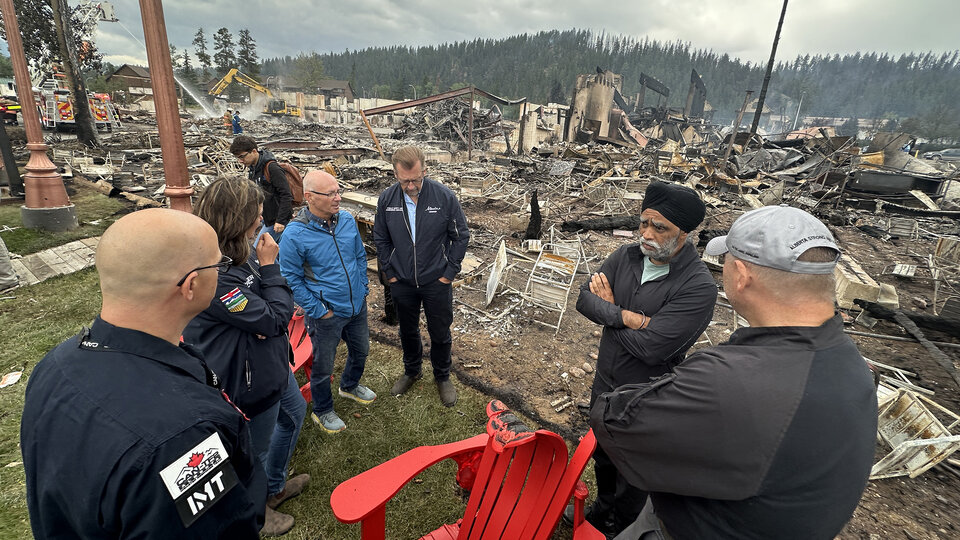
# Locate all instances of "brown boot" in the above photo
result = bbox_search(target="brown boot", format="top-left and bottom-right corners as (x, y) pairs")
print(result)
(260, 505), (294, 536)
(267, 473), (311, 509)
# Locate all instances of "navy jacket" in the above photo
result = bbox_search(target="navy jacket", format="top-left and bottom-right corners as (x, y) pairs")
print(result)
(373, 177), (470, 287)
(22, 318), (266, 539)
(279, 208), (369, 319)
(183, 255), (294, 417)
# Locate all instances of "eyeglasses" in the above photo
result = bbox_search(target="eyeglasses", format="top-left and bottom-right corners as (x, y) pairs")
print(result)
(176, 255), (233, 287)
(308, 188), (344, 198)
(398, 176), (423, 186)
(235, 151), (251, 160)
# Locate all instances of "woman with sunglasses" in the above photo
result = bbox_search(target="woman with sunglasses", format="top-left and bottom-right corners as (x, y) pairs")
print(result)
(183, 177), (308, 536)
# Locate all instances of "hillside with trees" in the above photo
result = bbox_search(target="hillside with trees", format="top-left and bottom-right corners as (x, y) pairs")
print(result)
(259, 29), (960, 142)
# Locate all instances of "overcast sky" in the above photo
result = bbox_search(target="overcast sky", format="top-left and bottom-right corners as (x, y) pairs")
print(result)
(88, 0), (958, 68)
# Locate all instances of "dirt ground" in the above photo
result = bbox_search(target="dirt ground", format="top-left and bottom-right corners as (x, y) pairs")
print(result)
(362, 184), (960, 539)
(40, 115), (960, 538)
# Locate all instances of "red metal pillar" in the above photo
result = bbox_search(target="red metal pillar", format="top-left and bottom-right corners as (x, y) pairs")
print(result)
(138, 0), (192, 212)
(0, 0), (77, 230)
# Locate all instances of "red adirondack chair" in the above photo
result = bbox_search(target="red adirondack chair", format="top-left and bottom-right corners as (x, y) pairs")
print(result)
(287, 311), (314, 403)
(330, 400), (598, 540)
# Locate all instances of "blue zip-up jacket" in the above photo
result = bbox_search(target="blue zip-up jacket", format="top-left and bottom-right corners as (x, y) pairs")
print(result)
(279, 208), (369, 319)
(373, 177), (470, 287)
(183, 254), (294, 417)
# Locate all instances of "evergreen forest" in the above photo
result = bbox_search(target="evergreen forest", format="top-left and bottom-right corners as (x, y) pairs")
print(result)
(258, 29), (960, 142)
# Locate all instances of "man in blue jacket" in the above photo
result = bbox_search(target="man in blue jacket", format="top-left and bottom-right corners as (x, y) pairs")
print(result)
(279, 170), (376, 433)
(373, 146), (470, 407)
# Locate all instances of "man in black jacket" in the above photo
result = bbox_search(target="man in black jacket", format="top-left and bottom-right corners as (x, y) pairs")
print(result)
(590, 206), (876, 540)
(231, 136), (293, 241)
(373, 146), (470, 407)
(571, 181), (717, 537)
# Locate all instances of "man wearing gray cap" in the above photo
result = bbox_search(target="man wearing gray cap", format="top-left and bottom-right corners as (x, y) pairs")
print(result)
(571, 181), (718, 537)
(588, 205), (877, 540)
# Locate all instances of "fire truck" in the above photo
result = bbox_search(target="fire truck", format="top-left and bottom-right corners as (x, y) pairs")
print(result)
(33, 77), (122, 131)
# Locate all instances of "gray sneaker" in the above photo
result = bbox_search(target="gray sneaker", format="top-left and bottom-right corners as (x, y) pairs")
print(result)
(339, 384), (377, 404)
(311, 411), (346, 433)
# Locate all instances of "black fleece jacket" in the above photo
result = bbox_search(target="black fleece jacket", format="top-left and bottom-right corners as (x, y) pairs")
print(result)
(249, 150), (293, 227)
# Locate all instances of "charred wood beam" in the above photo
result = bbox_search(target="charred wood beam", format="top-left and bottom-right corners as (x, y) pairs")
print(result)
(560, 215), (642, 232)
(363, 86), (526, 116)
(855, 299), (960, 391)
(855, 300), (960, 338)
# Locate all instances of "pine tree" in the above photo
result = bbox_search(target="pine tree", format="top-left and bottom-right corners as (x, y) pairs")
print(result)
(193, 28), (211, 81)
(237, 29), (259, 75)
(548, 80), (565, 104)
(212, 27), (236, 76)
(178, 50), (198, 106)
(291, 53), (325, 90)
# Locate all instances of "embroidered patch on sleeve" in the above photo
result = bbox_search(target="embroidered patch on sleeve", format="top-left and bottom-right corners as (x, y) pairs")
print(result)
(219, 288), (248, 312)
(159, 432), (240, 527)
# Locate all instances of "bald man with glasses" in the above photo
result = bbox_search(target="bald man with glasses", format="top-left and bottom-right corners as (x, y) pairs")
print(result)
(279, 170), (376, 434)
(22, 208), (266, 539)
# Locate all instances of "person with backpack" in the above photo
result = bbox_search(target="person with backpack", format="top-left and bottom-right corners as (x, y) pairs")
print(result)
(231, 136), (294, 242)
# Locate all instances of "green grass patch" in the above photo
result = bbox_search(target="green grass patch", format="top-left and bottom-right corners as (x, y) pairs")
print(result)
(0, 266), (594, 539)
(0, 269), (102, 538)
(0, 180), (128, 255)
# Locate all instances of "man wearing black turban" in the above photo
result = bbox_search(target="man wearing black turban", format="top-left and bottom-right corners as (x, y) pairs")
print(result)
(568, 181), (718, 537)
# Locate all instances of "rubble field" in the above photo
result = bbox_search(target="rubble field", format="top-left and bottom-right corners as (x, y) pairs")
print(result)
(32, 106), (960, 538)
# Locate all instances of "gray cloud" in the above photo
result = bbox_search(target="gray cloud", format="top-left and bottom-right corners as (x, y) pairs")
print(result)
(93, 0), (959, 67)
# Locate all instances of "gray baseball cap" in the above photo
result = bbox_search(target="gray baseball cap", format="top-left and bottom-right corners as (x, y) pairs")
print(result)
(705, 205), (840, 274)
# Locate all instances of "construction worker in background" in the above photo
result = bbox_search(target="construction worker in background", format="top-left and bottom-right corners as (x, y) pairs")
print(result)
(233, 111), (243, 135)
(223, 109), (233, 135)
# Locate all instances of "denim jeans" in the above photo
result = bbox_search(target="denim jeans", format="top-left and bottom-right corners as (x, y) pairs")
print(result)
(246, 399), (281, 474)
(255, 224), (283, 246)
(305, 302), (369, 415)
(390, 279), (453, 380)
(264, 369), (306, 496)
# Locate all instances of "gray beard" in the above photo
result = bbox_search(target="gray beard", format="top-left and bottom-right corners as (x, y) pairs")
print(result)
(639, 233), (680, 262)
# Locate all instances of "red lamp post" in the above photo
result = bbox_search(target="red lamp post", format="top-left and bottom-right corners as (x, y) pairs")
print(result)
(0, 0), (77, 231)
(138, 0), (192, 211)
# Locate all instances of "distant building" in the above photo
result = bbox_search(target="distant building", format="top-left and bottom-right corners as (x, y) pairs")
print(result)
(315, 80), (355, 102)
(264, 76), (355, 103)
(105, 65), (152, 98)
(0, 77), (16, 99)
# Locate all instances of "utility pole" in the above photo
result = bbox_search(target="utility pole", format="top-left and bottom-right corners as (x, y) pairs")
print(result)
(50, 0), (100, 148)
(724, 90), (754, 170)
(749, 0), (788, 142)
(792, 91), (805, 131)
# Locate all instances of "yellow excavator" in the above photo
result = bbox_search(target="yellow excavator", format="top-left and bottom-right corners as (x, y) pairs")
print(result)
(208, 68), (301, 118)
